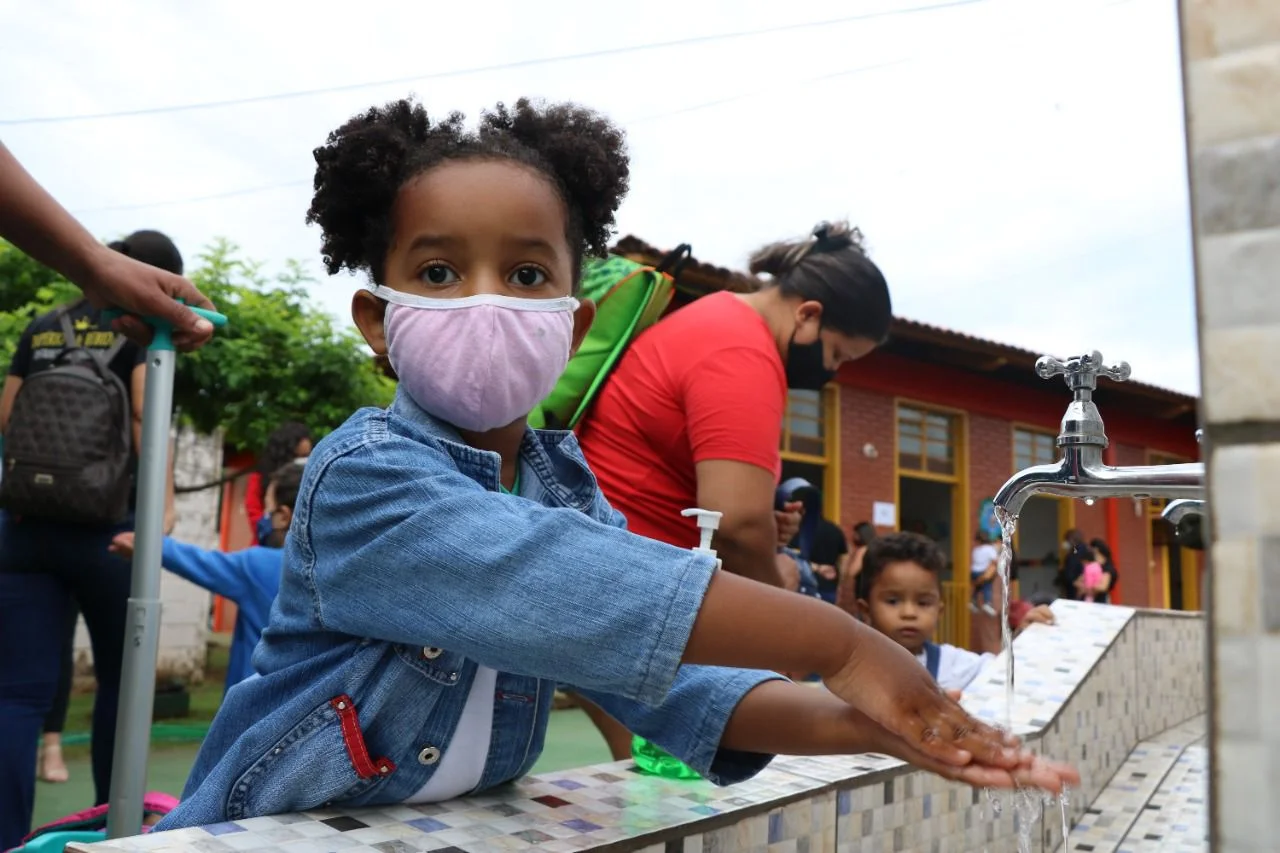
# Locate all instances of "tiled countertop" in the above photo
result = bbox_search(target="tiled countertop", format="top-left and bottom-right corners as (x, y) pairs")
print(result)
(67, 601), (1195, 853)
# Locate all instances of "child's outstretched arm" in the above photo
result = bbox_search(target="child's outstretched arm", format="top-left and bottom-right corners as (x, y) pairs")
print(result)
(683, 572), (1075, 790)
(110, 532), (258, 604)
(301, 434), (1071, 788)
(720, 681), (1074, 792)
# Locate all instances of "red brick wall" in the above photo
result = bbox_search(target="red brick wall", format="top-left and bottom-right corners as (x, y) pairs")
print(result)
(832, 376), (1191, 610)
(837, 386), (896, 534)
(967, 413), (1012, 525)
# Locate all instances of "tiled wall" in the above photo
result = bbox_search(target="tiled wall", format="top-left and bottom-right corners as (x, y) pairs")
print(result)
(1133, 612), (1206, 741)
(1180, 0), (1280, 849)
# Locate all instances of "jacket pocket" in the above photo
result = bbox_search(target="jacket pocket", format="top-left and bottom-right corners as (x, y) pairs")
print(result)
(394, 643), (465, 686)
(226, 694), (395, 820)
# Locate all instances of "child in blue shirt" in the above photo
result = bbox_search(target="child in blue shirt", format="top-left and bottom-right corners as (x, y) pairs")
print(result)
(110, 462), (303, 693)
(156, 97), (1075, 830)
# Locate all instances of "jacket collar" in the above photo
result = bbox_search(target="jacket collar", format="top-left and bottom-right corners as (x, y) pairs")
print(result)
(389, 388), (596, 511)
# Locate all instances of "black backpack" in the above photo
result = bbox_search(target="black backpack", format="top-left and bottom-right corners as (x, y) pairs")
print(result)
(0, 305), (133, 525)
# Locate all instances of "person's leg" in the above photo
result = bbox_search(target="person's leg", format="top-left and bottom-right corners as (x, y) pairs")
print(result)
(0, 517), (68, 850)
(571, 694), (634, 761)
(55, 522), (133, 807)
(39, 600), (79, 783)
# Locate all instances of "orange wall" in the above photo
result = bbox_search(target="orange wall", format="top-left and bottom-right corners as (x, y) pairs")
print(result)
(213, 450), (256, 633)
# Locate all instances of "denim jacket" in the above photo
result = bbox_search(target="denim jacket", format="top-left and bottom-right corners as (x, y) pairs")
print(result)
(157, 389), (781, 830)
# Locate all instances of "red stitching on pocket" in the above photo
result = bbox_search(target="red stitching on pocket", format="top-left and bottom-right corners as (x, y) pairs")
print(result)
(330, 695), (396, 780)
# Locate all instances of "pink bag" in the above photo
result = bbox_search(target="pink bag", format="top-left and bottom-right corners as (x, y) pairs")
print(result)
(9, 792), (178, 852)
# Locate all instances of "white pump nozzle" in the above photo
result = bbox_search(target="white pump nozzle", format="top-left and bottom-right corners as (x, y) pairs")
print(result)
(681, 507), (724, 568)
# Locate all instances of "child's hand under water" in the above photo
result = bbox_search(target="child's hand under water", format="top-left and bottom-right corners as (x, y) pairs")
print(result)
(823, 630), (1079, 793)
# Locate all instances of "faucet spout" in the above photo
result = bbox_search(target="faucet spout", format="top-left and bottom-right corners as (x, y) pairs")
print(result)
(993, 351), (1204, 519)
(1162, 499), (1205, 527)
(994, 452), (1204, 519)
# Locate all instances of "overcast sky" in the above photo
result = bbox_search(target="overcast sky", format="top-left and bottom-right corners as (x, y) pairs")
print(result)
(2, 0), (1200, 395)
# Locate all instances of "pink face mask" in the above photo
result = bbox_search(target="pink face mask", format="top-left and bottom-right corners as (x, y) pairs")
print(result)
(375, 286), (578, 432)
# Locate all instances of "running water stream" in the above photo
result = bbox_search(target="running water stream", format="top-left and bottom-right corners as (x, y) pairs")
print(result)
(987, 506), (1071, 852)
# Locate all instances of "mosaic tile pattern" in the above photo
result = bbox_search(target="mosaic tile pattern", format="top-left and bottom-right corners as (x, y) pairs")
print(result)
(960, 600), (1136, 734)
(1132, 614), (1206, 742)
(830, 762), (1024, 852)
(674, 790), (837, 853)
(1115, 744), (1208, 853)
(1033, 618), (1139, 852)
(1056, 716), (1208, 853)
(1184, 0), (1280, 845)
(67, 603), (1206, 853)
(1061, 717), (1205, 852)
(66, 764), (827, 853)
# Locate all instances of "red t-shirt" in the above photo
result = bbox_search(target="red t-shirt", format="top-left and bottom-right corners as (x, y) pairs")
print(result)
(576, 291), (786, 549)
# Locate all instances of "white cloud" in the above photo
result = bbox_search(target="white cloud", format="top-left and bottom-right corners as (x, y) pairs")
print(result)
(2, 0), (1200, 397)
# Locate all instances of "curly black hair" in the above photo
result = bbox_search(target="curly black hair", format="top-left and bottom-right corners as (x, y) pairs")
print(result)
(306, 96), (630, 286)
(257, 422), (311, 503)
(857, 531), (947, 599)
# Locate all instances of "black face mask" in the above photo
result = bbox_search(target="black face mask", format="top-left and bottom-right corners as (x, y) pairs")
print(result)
(786, 335), (835, 390)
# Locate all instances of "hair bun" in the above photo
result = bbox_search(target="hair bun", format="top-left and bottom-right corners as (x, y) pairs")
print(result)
(748, 219), (865, 278)
(810, 220), (863, 253)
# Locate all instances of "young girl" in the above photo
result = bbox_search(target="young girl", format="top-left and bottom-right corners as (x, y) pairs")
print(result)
(156, 97), (1076, 830)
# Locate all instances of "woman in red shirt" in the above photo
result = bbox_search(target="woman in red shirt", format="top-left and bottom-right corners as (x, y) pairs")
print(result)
(575, 220), (893, 757)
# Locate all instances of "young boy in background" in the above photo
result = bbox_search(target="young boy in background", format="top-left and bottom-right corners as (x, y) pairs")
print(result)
(110, 462), (303, 693)
(857, 532), (1054, 693)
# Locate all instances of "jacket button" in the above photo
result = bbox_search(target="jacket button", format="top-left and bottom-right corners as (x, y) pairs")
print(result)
(422, 647), (443, 660)
(418, 746), (441, 765)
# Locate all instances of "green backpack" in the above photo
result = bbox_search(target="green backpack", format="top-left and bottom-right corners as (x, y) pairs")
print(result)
(529, 245), (691, 430)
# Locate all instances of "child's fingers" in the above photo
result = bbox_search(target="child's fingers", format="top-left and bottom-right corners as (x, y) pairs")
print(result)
(890, 738), (1020, 790)
(914, 750), (1077, 794)
(1012, 757), (1080, 793)
(928, 702), (1023, 769)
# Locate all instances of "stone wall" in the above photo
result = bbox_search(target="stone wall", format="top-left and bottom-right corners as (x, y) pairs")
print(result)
(1180, 0), (1280, 849)
(73, 424), (222, 686)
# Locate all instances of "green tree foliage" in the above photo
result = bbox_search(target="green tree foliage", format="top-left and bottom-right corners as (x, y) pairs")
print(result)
(0, 242), (81, 365)
(0, 239), (394, 452)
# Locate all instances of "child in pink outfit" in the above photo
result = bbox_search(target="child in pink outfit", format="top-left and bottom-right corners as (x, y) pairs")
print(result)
(1081, 552), (1105, 603)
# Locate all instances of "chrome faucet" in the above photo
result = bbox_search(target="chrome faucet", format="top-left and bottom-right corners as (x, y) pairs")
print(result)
(1163, 499), (1205, 527)
(992, 351), (1205, 519)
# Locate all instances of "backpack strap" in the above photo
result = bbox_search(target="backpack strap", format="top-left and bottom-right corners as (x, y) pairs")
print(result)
(57, 306), (128, 369)
(57, 309), (81, 350)
(922, 641), (942, 681)
(654, 243), (692, 280)
(99, 332), (129, 368)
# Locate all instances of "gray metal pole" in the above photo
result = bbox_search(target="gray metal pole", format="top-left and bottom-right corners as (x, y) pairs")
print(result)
(105, 346), (174, 839)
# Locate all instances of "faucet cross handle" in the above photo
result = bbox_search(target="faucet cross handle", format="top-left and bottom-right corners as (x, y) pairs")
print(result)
(1035, 351), (1132, 393)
